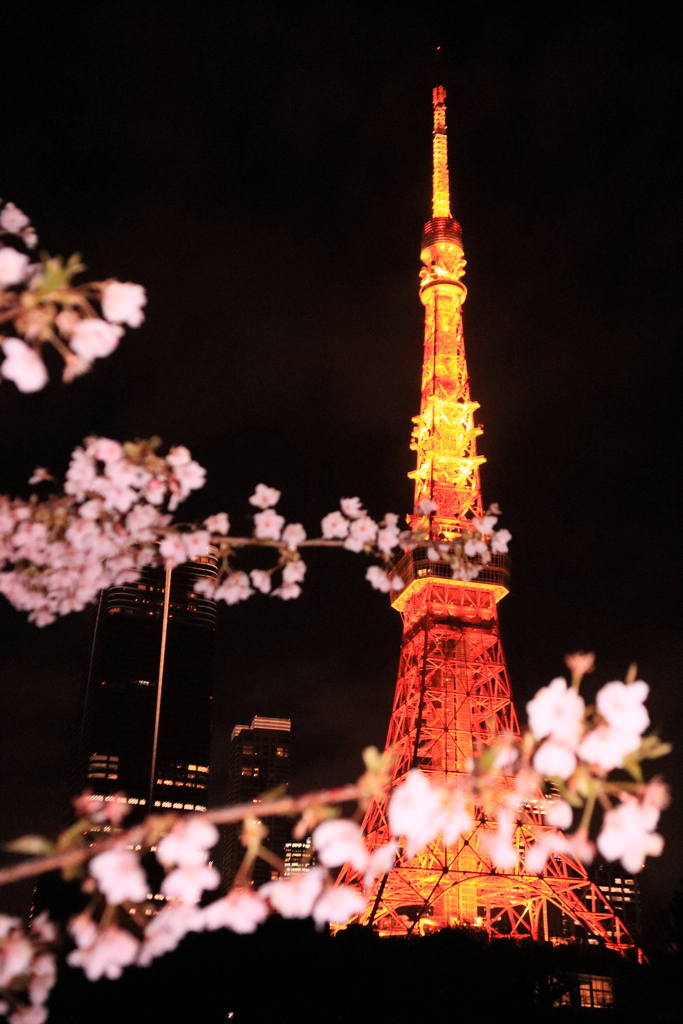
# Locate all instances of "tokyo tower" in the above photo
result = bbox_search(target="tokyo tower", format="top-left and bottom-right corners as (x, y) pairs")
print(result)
(338, 87), (634, 949)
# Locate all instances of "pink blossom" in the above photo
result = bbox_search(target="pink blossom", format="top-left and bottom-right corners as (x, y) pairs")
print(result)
(29, 913), (57, 945)
(261, 868), (326, 918)
(544, 799), (573, 829)
(143, 478), (167, 505)
(472, 514), (497, 534)
(577, 726), (640, 772)
(215, 572), (253, 605)
(596, 680), (650, 735)
(282, 559), (306, 584)
(364, 840), (398, 888)
(159, 534), (187, 567)
(54, 308), (80, 338)
(183, 530), (210, 559)
(282, 522), (306, 551)
(526, 831), (570, 874)
(567, 829), (595, 864)
(438, 796), (473, 845)
(0, 933), (33, 987)
(0, 916), (21, 940)
(416, 499), (437, 515)
(377, 525), (401, 553)
(387, 770), (442, 857)
(313, 820), (369, 872)
(137, 904), (202, 965)
(485, 810), (518, 870)
(366, 566), (392, 592)
(254, 509), (285, 540)
(28, 468), (54, 486)
(491, 529), (511, 554)
(204, 512), (230, 535)
(101, 280), (147, 327)
(250, 569), (272, 594)
(597, 795), (664, 873)
(533, 739), (577, 780)
(0, 247), (30, 286)
(9, 1006), (49, 1024)
(89, 846), (148, 905)
(202, 891), (269, 934)
(0, 202), (30, 234)
(249, 484), (281, 509)
(312, 886), (367, 928)
(526, 677), (585, 748)
(166, 446), (192, 467)
(21, 226), (38, 249)
(171, 460), (206, 502)
(156, 816), (219, 868)
(161, 864), (220, 903)
(70, 318), (123, 360)
(67, 924), (139, 981)
(340, 497), (364, 519)
(464, 538), (487, 557)
(27, 952), (57, 1008)
(93, 438), (124, 464)
(271, 581), (301, 600)
(1, 339), (48, 392)
(344, 516), (378, 553)
(321, 510), (349, 539)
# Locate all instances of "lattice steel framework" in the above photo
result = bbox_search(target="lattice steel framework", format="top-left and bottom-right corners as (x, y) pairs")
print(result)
(337, 88), (634, 952)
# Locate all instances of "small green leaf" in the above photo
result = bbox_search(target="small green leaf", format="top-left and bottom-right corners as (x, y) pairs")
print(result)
(4, 834), (53, 856)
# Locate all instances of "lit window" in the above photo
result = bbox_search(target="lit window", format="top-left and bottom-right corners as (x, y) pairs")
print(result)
(241, 767), (253, 776)
(242, 745), (254, 755)
(197, 766), (209, 773)
(276, 747), (288, 757)
(188, 765), (197, 771)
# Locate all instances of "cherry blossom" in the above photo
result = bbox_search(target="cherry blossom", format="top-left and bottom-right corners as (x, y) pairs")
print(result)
(215, 572), (253, 605)
(532, 739), (577, 780)
(1, 339), (48, 393)
(0, 932), (33, 987)
(596, 679), (650, 735)
(485, 809), (518, 870)
(526, 677), (585, 748)
(313, 819), (369, 872)
(344, 515), (378, 553)
(544, 798), (573, 829)
(101, 281), (147, 328)
(183, 529), (210, 559)
(261, 868), (325, 918)
(0, 247), (30, 287)
(67, 924), (139, 981)
(160, 864), (220, 903)
(0, 202), (30, 234)
(340, 497), (364, 519)
(525, 831), (570, 874)
(250, 569), (272, 594)
(321, 510), (349, 539)
(365, 566), (393, 592)
(312, 886), (367, 928)
(597, 795), (664, 873)
(363, 841), (398, 889)
(491, 528), (511, 553)
(271, 581), (301, 600)
(88, 846), (148, 905)
(387, 770), (442, 857)
(282, 522), (306, 551)
(416, 498), (437, 515)
(159, 534), (187, 567)
(202, 891), (269, 934)
(156, 816), (219, 868)
(137, 904), (203, 966)
(282, 559), (306, 584)
(27, 953), (57, 1008)
(204, 512), (230, 535)
(253, 509), (285, 541)
(249, 484), (281, 510)
(69, 318), (123, 361)
(577, 725), (640, 772)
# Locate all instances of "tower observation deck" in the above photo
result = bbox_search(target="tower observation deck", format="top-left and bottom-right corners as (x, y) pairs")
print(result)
(337, 88), (633, 949)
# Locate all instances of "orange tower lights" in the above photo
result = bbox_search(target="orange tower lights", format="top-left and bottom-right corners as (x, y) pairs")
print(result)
(337, 88), (634, 950)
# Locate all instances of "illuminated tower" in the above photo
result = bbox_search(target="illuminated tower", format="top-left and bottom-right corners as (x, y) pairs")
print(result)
(338, 88), (633, 949)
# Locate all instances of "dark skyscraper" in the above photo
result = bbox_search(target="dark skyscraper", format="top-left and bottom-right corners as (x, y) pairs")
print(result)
(220, 716), (292, 890)
(68, 556), (217, 823)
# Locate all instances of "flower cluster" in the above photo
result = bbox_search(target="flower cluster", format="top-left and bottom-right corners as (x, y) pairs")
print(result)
(0, 438), (205, 624)
(0, 912), (57, 1024)
(1, 200), (146, 391)
(418, 502), (511, 583)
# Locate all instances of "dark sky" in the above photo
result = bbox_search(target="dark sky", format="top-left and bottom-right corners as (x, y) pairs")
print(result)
(1, 1), (680, 917)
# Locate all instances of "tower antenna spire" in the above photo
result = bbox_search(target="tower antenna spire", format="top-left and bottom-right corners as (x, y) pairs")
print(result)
(431, 85), (451, 219)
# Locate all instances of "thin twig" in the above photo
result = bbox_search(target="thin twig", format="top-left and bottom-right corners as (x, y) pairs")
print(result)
(0, 783), (362, 888)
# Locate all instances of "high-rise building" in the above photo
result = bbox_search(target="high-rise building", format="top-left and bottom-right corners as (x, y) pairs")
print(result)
(67, 557), (218, 823)
(220, 716), (292, 890)
(337, 87), (632, 949)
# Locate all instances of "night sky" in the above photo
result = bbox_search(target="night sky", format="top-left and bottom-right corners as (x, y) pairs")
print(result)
(1, 2), (680, 919)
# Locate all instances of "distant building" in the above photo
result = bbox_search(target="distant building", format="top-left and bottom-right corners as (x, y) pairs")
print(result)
(67, 557), (217, 823)
(590, 860), (642, 939)
(284, 838), (313, 878)
(220, 716), (292, 890)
